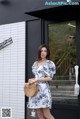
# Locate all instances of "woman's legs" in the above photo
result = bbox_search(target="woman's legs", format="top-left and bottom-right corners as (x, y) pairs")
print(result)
(42, 108), (55, 119)
(36, 108), (45, 119)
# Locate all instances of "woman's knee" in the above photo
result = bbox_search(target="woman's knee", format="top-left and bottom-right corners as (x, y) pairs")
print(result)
(42, 108), (52, 119)
(36, 109), (45, 119)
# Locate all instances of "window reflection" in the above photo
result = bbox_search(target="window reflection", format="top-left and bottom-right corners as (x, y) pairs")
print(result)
(48, 21), (78, 104)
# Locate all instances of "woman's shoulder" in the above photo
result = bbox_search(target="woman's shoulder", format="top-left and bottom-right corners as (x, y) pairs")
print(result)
(46, 59), (55, 64)
(46, 60), (56, 67)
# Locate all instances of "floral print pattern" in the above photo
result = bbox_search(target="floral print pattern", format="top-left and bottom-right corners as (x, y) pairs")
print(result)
(27, 60), (56, 109)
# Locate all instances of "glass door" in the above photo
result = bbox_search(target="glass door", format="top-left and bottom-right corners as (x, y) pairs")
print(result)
(48, 20), (78, 105)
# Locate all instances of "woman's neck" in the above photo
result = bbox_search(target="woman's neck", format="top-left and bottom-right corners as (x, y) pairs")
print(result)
(40, 58), (47, 62)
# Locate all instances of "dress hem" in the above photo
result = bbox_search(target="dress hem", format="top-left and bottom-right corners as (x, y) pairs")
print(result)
(27, 106), (51, 109)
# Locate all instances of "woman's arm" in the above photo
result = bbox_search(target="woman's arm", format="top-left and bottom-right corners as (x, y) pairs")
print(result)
(35, 77), (52, 82)
(28, 77), (52, 84)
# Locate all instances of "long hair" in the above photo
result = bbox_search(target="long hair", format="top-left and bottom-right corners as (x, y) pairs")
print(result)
(37, 44), (50, 61)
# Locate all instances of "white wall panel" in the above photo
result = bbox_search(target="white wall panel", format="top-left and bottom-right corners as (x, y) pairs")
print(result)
(0, 22), (25, 119)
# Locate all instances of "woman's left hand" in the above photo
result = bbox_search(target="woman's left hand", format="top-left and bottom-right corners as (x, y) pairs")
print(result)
(28, 78), (36, 84)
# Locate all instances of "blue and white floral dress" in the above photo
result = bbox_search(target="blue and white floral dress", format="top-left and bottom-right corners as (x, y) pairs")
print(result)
(27, 60), (56, 109)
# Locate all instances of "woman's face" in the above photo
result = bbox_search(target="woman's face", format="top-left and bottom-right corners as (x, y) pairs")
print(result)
(40, 47), (47, 59)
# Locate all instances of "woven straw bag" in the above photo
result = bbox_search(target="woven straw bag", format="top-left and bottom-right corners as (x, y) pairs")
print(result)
(24, 83), (39, 97)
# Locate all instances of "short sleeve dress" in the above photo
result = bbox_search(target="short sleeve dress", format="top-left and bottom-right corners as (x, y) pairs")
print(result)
(27, 60), (56, 109)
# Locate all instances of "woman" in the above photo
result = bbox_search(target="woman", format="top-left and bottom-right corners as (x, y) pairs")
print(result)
(27, 44), (56, 119)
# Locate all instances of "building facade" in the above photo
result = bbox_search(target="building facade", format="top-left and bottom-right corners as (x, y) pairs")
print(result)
(0, 0), (80, 119)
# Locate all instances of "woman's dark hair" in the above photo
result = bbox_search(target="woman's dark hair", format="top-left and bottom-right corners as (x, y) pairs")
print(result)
(37, 44), (50, 61)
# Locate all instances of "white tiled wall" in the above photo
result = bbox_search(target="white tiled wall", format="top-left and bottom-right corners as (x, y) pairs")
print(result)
(0, 22), (25, 119)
